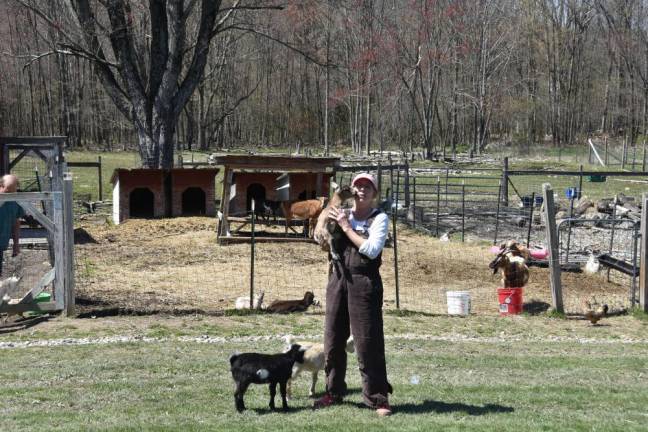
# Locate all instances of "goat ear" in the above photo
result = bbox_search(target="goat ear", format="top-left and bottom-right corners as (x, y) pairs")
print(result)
(331, 182), (339, 191)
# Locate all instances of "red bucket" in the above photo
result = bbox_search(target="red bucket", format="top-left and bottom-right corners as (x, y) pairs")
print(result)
(498, 288), (523, 315)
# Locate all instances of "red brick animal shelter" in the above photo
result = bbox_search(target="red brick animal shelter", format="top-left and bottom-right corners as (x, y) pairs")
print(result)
(213, 154), (340, 242)
(111, 168), (219, 224)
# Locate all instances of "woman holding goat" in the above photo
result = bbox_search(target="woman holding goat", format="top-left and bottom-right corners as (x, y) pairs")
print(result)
(314, 173), (393, 417)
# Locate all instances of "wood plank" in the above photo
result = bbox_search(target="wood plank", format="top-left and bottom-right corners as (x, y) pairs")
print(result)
(53, 192), (65, 310)
(219, 168), (233, 237)
(0, 192), (54, 202)
(16, 268), (55, 304)
(8, 149), (30, 170)
(67, 161), (101, 168)
(640, 194), (648, 312)
(17, 201), (55, 233)
(63, 177), (75, 316)
(0, 136), (67, 144)
(543, 183), (563, 313)
(219, 236), (317, 244)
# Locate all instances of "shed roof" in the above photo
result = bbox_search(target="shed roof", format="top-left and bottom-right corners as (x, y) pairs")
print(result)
(110, 168), (220, 184)
(213, 154), (339, 172)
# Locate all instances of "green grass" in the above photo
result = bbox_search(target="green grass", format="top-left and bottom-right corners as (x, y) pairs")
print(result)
(2, 335), (647, 431)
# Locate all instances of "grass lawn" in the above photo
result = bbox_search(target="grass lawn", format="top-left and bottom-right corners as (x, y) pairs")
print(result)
(2, 313), (648, 431)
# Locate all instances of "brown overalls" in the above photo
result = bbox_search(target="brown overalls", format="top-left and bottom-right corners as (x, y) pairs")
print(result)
(323, 209), (392, 408)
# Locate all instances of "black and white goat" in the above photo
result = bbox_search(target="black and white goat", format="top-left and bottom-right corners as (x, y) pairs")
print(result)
(283, 335), (354, 398)
(229, 344), (305, 412)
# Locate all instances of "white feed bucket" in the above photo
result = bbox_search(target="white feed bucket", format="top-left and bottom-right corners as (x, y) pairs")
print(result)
(446, 291), (471, 316)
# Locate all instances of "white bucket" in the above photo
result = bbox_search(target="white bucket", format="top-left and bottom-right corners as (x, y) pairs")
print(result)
(446, 291), (471, 316)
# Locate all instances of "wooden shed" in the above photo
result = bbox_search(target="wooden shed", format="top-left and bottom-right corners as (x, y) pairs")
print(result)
(213, 154), (340, 242)
(110, 168), (219, 224)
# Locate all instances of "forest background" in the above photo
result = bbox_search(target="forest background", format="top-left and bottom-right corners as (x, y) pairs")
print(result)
(1, 0), (647, 167)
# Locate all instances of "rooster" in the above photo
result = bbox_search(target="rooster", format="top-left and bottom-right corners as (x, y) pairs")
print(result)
(582, 298), (608, 325)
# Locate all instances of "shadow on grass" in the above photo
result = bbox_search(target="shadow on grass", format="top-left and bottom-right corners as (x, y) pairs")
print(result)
(395, 399), (514, 415)
(523, 299), (551, 315)
(0, 314), (51, 334)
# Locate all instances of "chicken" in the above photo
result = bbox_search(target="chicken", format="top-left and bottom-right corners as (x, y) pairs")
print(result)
(584, 253), (600, 275)
(582, 299), (608, 325)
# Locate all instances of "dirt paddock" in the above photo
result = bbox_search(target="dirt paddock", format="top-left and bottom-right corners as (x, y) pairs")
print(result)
(64, 217), (632, 318)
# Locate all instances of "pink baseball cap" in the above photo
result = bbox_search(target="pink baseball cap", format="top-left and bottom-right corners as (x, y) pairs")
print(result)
(351, 173), (378, 190)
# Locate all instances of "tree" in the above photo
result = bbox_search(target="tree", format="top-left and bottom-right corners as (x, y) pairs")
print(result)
(16, 0), (281, 168)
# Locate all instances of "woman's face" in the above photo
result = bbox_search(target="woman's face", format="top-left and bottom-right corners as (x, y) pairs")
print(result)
(354, 179), (376, 206)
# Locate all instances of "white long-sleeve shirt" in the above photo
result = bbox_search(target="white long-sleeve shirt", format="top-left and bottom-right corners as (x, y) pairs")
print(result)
(348, 210), (389, 259)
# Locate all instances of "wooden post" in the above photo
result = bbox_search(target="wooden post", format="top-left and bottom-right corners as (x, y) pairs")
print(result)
(605, 137), (609, 166)
(377, 161), (382, 194)
(622, 136), (628, 169)
(97, 156), (103, 201)
(588, 140), (592, 164)
(315, 172), (323, 197)
(502, 157), (509, 207)
(543, 184), (563, 313)
(526, 192), (535, 247)
(643, 139), (647, 172)
(250, 199), (255, 309)
(578, 164), (583, 198)
(640, 194), (648, 311)
(53, 192), (65, 310)
(63, 175), (75, 316)
(219, 168), (233, 239)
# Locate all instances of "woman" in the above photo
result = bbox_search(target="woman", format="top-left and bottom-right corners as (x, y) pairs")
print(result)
(314, 173), (392, 417)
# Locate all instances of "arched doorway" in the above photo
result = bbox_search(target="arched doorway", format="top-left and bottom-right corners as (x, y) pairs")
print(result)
(129, 188), (155, 218)
(247, 183), (266, 212)
(182, 187), (206, 215)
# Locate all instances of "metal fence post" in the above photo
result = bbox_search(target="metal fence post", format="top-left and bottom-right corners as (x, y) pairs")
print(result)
(640, 194), (648, 312)
(250, 199), (255, 310)
(436, 176), (440, 237)
(392, 209), (400, 309)
(98, 156), (103, 201)
(502, 157), (509, 207)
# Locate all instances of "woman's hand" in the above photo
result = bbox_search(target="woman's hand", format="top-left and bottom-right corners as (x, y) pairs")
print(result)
(328, 207), (351, 233)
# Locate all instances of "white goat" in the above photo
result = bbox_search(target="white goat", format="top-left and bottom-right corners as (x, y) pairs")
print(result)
(283, 335), (355, 398)
(234, 291), (265, 310)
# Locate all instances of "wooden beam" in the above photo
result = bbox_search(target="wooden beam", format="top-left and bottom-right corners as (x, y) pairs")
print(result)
(14, 268), (55, 305)
(0, 136), (67, 145)
(53, 192), (65, 310)
(640, 194), (648, 312)
(543, 183), (563, 313)
(63, 177), (75, 316)
(219, 168), (233, 238)
(8, 149), (30, 170)
(17, 201), (55, 233)
(0, 192), (54, 202)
